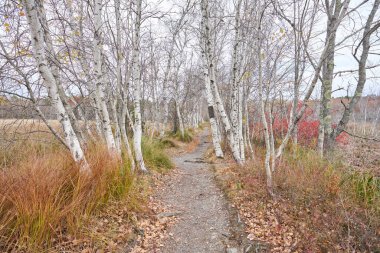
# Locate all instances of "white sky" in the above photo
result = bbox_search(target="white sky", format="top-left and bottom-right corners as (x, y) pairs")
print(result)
(146, 0), (380, 99)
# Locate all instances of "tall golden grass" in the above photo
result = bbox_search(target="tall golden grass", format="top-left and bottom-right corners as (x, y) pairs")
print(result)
(0, 140), (138, 251)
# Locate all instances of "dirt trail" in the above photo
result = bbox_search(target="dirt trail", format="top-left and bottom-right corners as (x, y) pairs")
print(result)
(158, 130), (240, 253)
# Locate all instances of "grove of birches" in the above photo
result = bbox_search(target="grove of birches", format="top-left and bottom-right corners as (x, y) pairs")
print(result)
(1, 0), (380, 246)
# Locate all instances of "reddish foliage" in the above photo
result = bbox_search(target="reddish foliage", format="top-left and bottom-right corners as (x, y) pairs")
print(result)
(334, 129), (350, 145)
(251, 101), (349, 147)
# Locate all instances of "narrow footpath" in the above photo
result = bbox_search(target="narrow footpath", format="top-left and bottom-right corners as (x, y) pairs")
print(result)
(159, 130), (242, 253)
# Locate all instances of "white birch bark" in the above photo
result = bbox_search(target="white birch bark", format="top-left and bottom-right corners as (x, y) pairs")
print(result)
(132, 0), (148, 172)
(23, 0), (90, 173)
(256, 12), (273, 195)
(231, 0), (244, 162)
(176, 101), (185, 138)
(238, 84), (245, 162)
(161, 44), (174, 137)
(318, 0), (341, 155)
(268, 104), (276, 172)
(94, 104), (103, 137)
(200, 1), (223, 158)
(114, 0), (136, 170)
(112, 100), (122, 155)
(93, 0), (117, 153)
(36, 0), (86, 145)
(203, 61), (224, 158)
(201, 0), (241, 163)
(174, 66), (185, 138)
(245, 101), (255, 160)
(120, 104), (136, 171)
(200, 41), (223, 157)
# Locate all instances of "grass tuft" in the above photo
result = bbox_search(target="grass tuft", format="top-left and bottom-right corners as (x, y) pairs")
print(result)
(170, 130), (193, 143)
(142, 137), (174, 173)
(0, 141), (138, 252)
(343, 171), (380, 208)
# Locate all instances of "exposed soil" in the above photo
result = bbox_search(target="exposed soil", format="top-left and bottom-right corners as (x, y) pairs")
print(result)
(158, 130), (248, 253)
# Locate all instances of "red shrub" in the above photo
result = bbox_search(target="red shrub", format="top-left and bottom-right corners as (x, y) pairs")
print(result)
(250, 101), (350, 148)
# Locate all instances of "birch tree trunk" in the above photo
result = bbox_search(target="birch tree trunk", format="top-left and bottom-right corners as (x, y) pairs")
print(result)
(174, 65), (185, 139)
(94, 105), (103, 137)
(114, 0), (135, 165)
(231, 0), (244, 162)
(93, 0), (117, 153)
(203, 65), (224, 158)
(112, 101), (122, 155)
(318, 0), (341, 156)
(201, 41), (224, 158)
(23, 0), (90, 173)
(268, 104), (276, 172)
(276, 0), (350, 159)
(36, 0), (86, 146)
(245, 102), (255, 160)
(238, 82), (245, 161)
(161, 43), (174, 137)
(132, 0), (148, 172)
(176, 101), (185, 138)
(120, 104), (136, 171)
(331, 0), (380, 141)
(201, 0), (242, 163)
(258, 33), (273, 196)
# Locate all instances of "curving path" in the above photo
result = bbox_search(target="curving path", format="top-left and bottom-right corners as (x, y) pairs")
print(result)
(159, 130), (234, 253)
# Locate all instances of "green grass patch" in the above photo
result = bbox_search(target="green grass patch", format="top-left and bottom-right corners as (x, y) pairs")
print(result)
(343, 171), (380, 209)
(142, 137), (174, 173)
(170, 130), (193, 143)
(160, 138), (178, 148)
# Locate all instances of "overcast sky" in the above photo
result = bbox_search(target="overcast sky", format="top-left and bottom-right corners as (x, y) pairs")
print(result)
(147, 0), (380, 99)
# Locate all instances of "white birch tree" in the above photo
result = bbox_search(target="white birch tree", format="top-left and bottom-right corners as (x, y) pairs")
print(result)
(132, 0), (148, 172)
(22, 0), (90, 173)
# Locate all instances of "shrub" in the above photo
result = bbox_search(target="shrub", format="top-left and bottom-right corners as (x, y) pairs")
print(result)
(227, 145), (380, 251)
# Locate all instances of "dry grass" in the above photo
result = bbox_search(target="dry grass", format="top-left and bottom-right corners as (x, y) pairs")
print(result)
(0, 139), (139, 252)
(0, 120), (200, 251)
(215, 145), (380, 252)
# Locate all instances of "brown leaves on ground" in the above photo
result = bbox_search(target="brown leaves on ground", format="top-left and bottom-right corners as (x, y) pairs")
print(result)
(52, 172), (177, 253)
(214, 163), (380, 253)
(338, 137), (380, 176)
(56, 155), (189, 252)
(164, 133), (201, 157)
(53, 200), (135, 252)
(128, 170), (178, 252)
(130, 199), (177, 253)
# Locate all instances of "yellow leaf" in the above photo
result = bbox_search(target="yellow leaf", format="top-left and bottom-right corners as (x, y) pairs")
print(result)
(242, 71), (252, 80)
